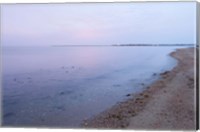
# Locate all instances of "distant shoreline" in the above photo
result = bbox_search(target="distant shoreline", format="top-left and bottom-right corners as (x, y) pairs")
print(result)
(82, 47), (196, 130)
(52, 44), (195, 47)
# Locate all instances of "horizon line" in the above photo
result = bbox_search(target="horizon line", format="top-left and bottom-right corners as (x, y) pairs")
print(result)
(52, 43), (196, 47)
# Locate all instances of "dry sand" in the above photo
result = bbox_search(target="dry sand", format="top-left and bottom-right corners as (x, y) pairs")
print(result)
(82, 47), (196, 130)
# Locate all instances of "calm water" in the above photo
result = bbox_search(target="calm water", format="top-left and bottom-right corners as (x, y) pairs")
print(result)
(2, 46), (181, 127)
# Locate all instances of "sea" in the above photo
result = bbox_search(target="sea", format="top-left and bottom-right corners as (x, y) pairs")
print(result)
(2, 45), (187, 127)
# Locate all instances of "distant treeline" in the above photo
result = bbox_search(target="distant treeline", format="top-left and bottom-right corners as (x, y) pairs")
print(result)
(52, 44), (196, 47)
(112, 44), (196, 46)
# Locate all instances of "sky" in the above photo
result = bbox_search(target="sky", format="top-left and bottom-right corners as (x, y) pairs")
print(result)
(1, 2), (197, 46)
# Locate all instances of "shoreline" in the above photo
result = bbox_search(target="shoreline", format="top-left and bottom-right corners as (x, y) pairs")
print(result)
(82, 47), (196, 130)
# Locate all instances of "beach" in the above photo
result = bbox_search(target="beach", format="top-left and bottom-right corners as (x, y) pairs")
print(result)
(82, 47), (196, 130)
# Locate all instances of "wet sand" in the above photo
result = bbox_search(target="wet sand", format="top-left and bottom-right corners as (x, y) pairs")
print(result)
(82, 47), (196, 130)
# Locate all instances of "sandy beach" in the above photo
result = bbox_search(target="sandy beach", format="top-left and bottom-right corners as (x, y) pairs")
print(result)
(82, 47), (196, 130)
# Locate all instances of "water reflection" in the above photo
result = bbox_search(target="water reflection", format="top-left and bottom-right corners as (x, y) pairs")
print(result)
(2, 46), (179, 127)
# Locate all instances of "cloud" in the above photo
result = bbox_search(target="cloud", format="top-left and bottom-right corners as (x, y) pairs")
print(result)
(1, 2), (196, 46)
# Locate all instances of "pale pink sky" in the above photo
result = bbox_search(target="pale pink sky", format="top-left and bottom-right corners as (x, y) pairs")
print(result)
(1, 2), (197, 46)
